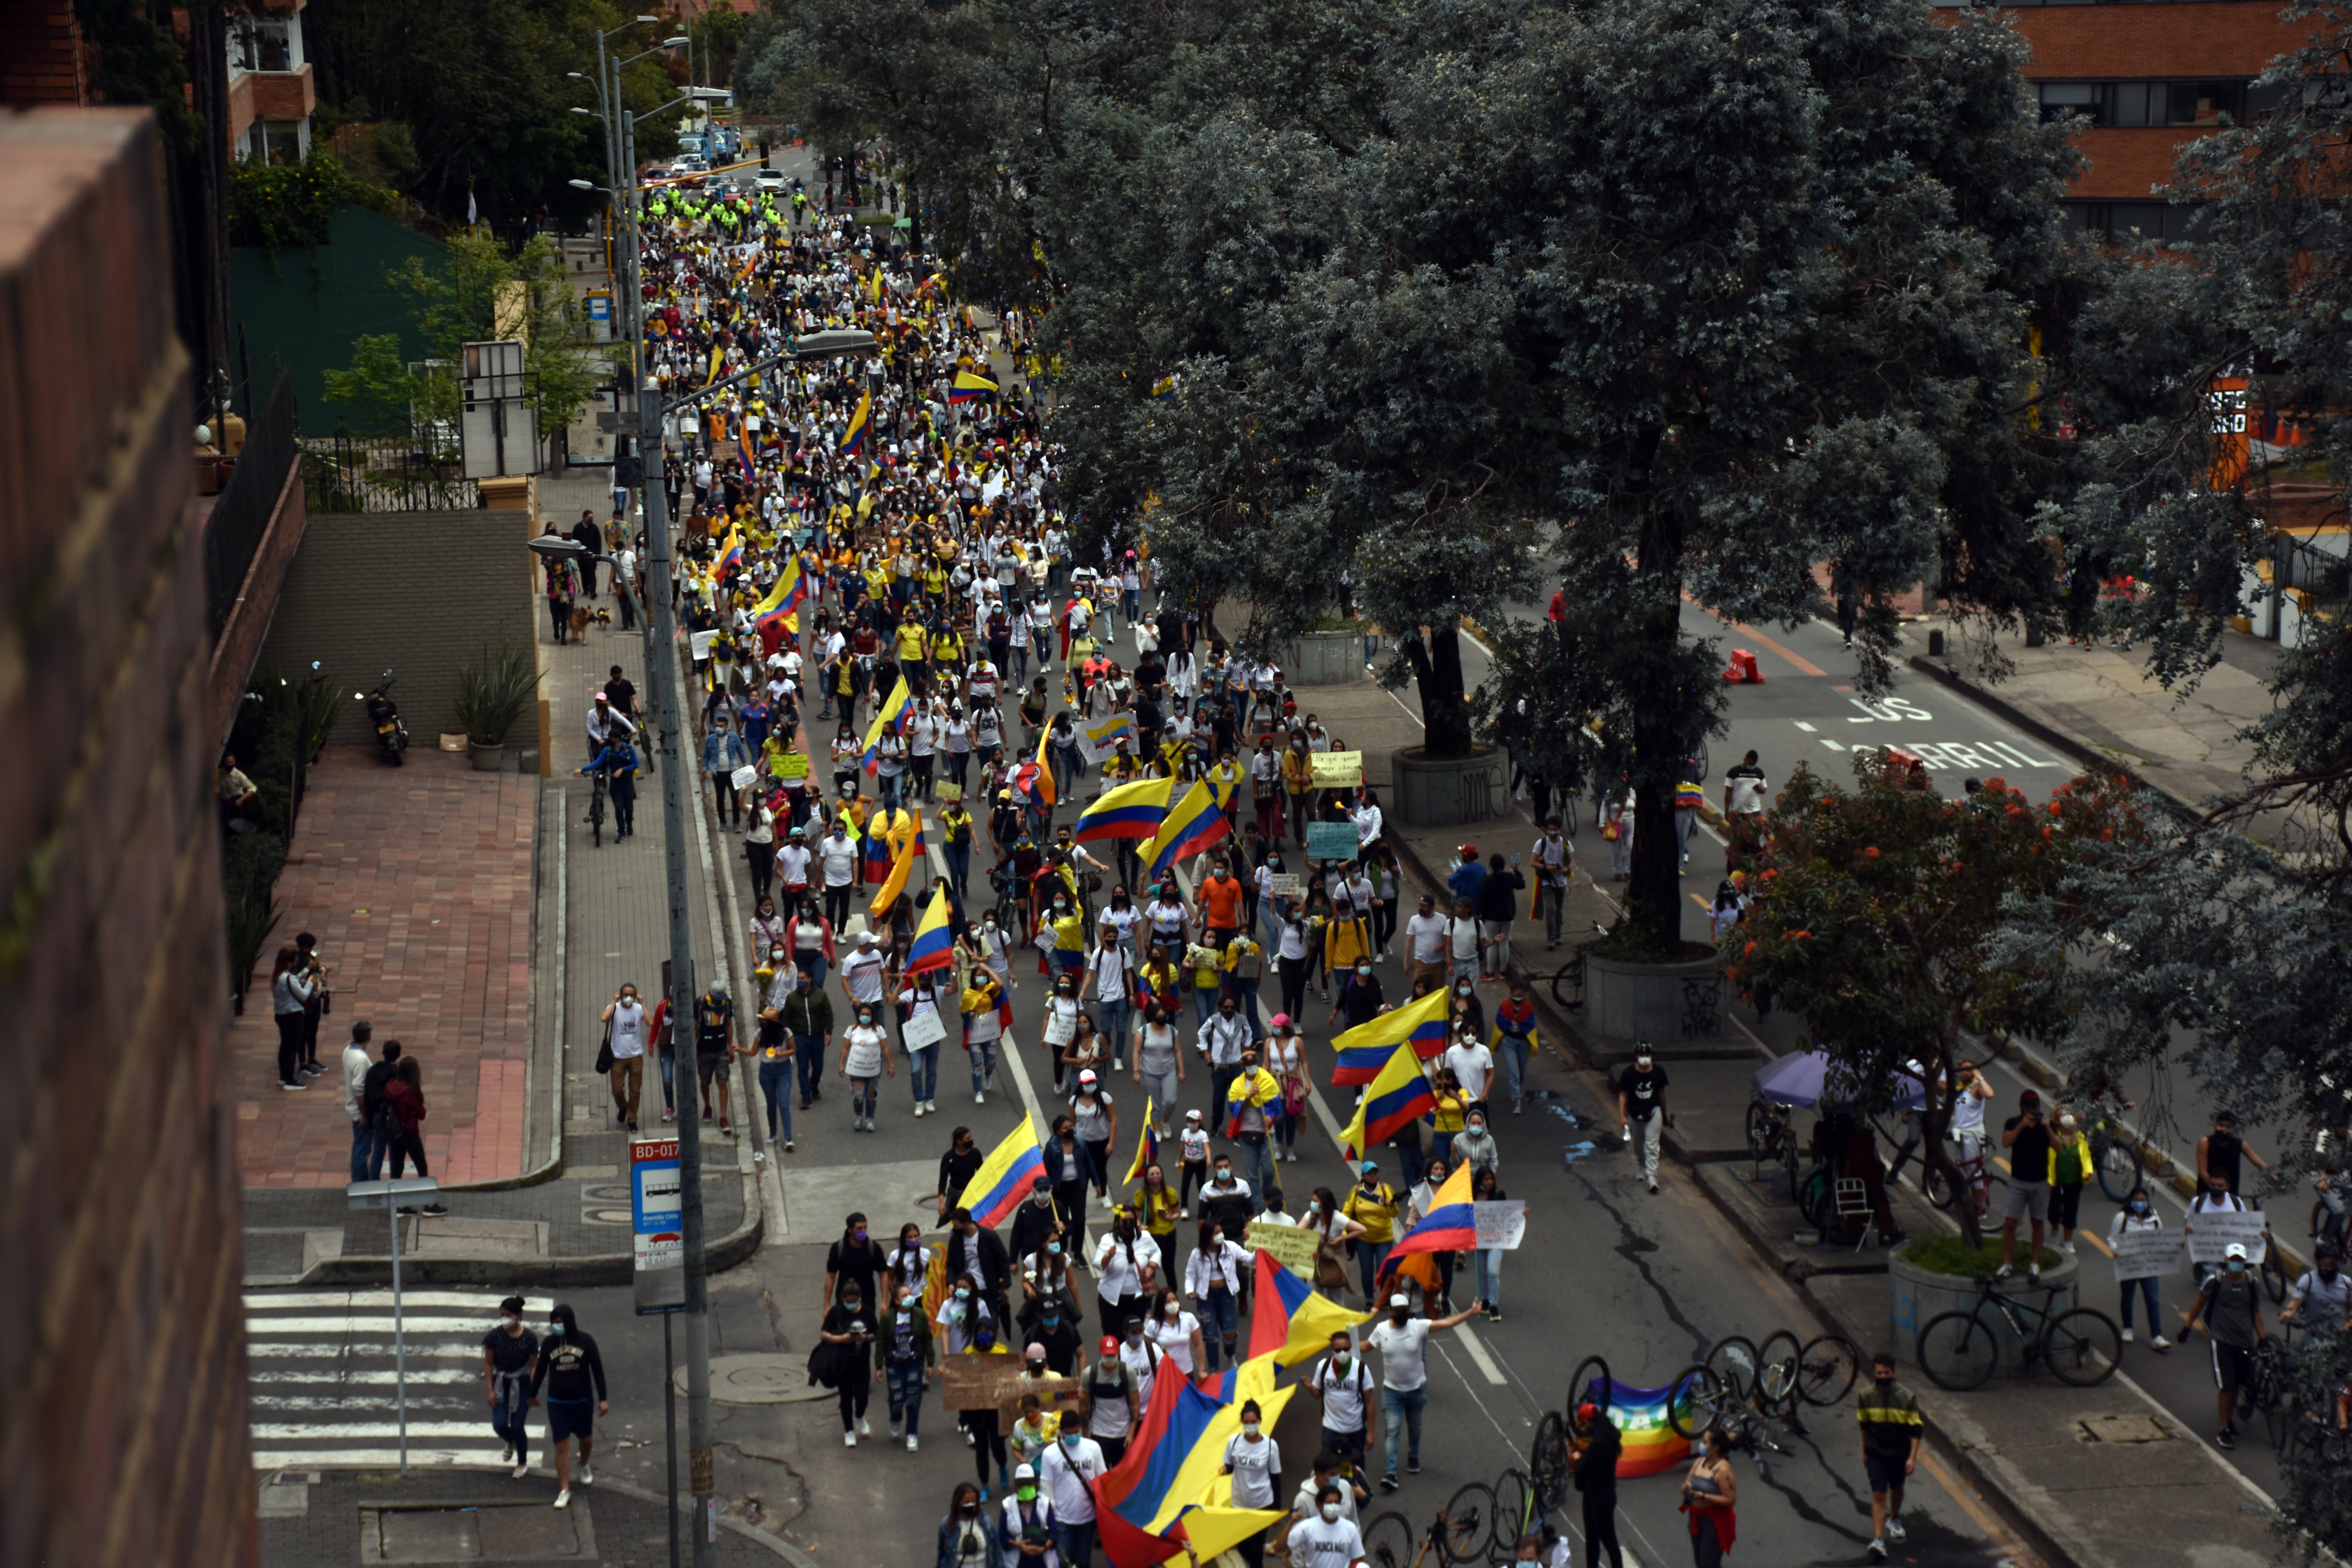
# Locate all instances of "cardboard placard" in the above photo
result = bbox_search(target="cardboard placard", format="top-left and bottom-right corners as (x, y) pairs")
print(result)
(731, 764), (759, 792)
(779, 750), (811, 780)
(938, 1356), (1027, 1412)
(1473, 1200), (1528, 1250)
(690, 630), (719, 662)
(2182, 1207), (2268, 1265)
(1247, 1219), (1323, 1278)
(1267, 874), (1303, 899)
(902, 1008), (949, 1049)
(1305, 822), (1360, 863)
(1311, 751), (1365, 789)
(2111, 1224), (2184, 1282)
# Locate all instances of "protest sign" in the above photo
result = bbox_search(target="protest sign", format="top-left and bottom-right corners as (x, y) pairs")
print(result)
(2182, 1207), (2268, 1265)
(1306, 822), (1359, 863)
(1311, 751), (1365, 789)
(1247, 1220), (1323, 1278)
(2111, 1225), (2184, 1282)
(1473, 1201), (1528, 1251)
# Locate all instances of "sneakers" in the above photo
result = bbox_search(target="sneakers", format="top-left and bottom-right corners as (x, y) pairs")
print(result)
(2216, 1428), (2237, 1450)
(844, 1430), (858, 1448)
(2028, 1267), (2042, 1285)
(512, 1463), (530, 1480)
(554, 1490), (571, 1509)
(279, 1081), (307, 1092)
(1406, 1457), (1421, 1475)
(754, 1151), (767, 1164)
(891, 1420), (904, 1440)
(913, 1102), (926, 1118)
(2152, 1334), (2172, 1350)
(579, 1464), (593, 1486)
(907, 1434), (919, 1452)
(1868, 1539), (1887, 1561)
(662, 1108), (675, 1123)
(1885, 1517), (1907, 1544)
(1512, 1100), (1524, 1115)
(784, 1140), (795, 1152)
(2122, 1328), (2134, 1344)
(976, 1091), (987, 1104)
(720, 1116), (733, 1134)
(1112, 1059), (1125, 1071)
(1646, 1175), (1659, 1192)
(1995, 1263), (2014, 1279)
(857, 1416), (871, 1437)
(502, 1446), (515, 1465)
(1379, 1475), (1399, 1494)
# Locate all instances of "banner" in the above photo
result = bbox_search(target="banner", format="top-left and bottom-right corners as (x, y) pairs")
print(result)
(2181, 1207), (2267, 1265)
(730, 765), (758, 792)
(778, 750), (810, 780)
(1310, 750), (1365, 789)
(1246, 1220), (1321, 1278)
(2112, 1225), (2183, 1282)
(1267, 873), (1303, 899)
(1473, 1200), (1527, 1250)
(1305, 822), (1360, 862)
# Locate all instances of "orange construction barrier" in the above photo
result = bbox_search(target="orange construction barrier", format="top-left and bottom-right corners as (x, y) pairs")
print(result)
(1724, 648), (1764, 684)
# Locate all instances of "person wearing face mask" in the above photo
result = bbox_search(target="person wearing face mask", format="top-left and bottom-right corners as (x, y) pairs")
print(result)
(825, 1211), (883, 1313)
(528, 1303), (606, 1509)
(1144, 1285), (1207, 1377)
(1288, 1483), (1367, 1568)
(1265, 1015), (1308, 1164)
(1366, 1293), (1480, 1491)
(816, 1281), (877, 1446)
(936, 1481), (1005, 1568)
(1010, 1175), (1062, 1267)
(2180, 1241), (2269, 1449)
(1219, 1399), (1284, 1566)
(1225, 1049), (1282, 1200)
(1069, 1069), (1120, 1204)
(2107, 1185), (2175, 1348)
(838, 998), (896, 1132)
(961, 967), (1008, 1104)
(481, 1294), (540, 1480)
(1187, 1217), (1253, 1371)
(1855, 1351), (1922, 1559)
(1616, 1047), (1671, 1194)
(1445, 1027), (1495, 1119)
(1199, 1151), (1256, 1240)
(1199, 992), (1253, 1121)
(1329, 951), (1384, 1031)
(2046, 1106), (2094, 1253)
(1679, 1426), (1738, 1567)
(1131, 1006), (1186, 1136)
(2285, 1240), (2352, 1343)
(1570, 1401), (1624, 1568)
(1038, 1410), (1108, 1567)
(1304, 1330), (1379, 1470)
(1342, 1163), (1400, 1302)
(1998, 1089), (2056, 1281)
(938, 1265), (1014, 1493)
(1081, 1330), (1147, 1466)
(600, 984), (649, 1131)
(998, 1462), (1058, 1566)
(1042, 975), (1084, 1095)
(1094, 1205), (1161, 1333)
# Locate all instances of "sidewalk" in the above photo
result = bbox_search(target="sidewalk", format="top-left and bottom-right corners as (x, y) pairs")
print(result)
(1910, 615), (2282, 817)
(238, 471), (762, 1287)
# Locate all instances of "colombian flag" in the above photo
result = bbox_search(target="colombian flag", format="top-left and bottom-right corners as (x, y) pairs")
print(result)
(949, 370), (999, 405)
(1073, 775), (1172, 844)
(1338, 1042), (1437, 1161)
(1247, 1250), (1371, 1368)
(956, 1119), (1046, 1229)
(1221, 1065), (1281, 1140)
(860, 677), (913, 772)
(840, 387), (872, 457)
(1031, 717), (1058, 809)
(1123, 1098), (1160, 1188)
(905, 884), (955, 976)
(868, 813), (924, 920)
(1380, 1163), (1477, 1281)
(1091, 1358), (1290, 1568)
(753, 553), (806, 631)
(863, 805), (922, 886)
(1140, 780), (1229, 879)
(716, 526), (743, 582)
(1328, 985), (1452, 1086)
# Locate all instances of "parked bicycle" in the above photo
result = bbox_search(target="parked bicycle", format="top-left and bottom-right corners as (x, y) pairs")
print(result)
(1917, 1277), (2121, 1390)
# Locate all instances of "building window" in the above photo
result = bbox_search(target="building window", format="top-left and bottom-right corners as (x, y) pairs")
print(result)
(252, 120), (306, 167)
(2062, 200), (2209, 246)
(2037, 79), (2250, 127)
(233, 16), (295, 74)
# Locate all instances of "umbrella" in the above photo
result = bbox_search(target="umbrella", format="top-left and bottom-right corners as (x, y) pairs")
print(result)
(1750, 1049), (1925, 1111)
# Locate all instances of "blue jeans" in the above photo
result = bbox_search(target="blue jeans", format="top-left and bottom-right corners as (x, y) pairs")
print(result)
(1356, 1241), (1392, 1302)
(1238, 1136), (1276, 1204)
(1059, 1521), (1099, 1567)
(1197, 1287), (1240, 1369)
(851, 1074), (880, 1122)
(1380, 1385), (1428, 1477)
(968, 1037), (997, 1092)
(1096, 1000), (1131, 1066)
(759, 1057), (793, 1144)
(2120, 1276), (2160, 1330)
(886, 1356), (926, 1435)
(1432, 1131), (1455, 1168)
(793, 952), (829, 992)
(1192, 988), (1219, 1025)
(491, 1398), (530, 1465)
(794, 1034), (824, 1101)
(878, 772), (902, 809)
(350, 1120), (377, 1184)
(907, 1043), (938, 1103)
(944, 842), (971, 897)
(1476, 1248), (1504, 1310)
(1496, 1034), (1531, 1105)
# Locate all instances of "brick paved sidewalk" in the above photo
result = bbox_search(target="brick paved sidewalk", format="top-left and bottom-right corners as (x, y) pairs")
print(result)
(229, 747), (536, 1190)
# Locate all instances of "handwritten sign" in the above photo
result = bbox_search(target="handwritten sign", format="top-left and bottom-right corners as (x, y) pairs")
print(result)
(690, 630), (719, 662)
(902, 1009), (948, 1050)
(1267, 874), (1303, 899)
(1306, 822), (1360, 863)
(1473, 1200), (1528, 1251)
(938, 1356), (1026, 1412)
(778, 750), (810, 780)
(2111, 1224), (2184, 1282)
(1311, 751), (1365, 789)
(730, 765), (759, 792)
(1247, 1219), (1323, 1278)
(2181, 1207), (2268, 1265)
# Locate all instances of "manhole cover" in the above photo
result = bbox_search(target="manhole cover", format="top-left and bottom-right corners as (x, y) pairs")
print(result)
(364, 1502), (596, 1562)
(679, 1352), (833, 1404)
(2079, 1415), (2172, 1443)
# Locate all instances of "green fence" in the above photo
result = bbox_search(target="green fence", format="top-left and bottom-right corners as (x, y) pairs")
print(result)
(229, 204), (446, 435)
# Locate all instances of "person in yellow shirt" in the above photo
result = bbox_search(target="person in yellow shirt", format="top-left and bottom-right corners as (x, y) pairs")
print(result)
(1323, 896), (1372, 975)
(929, 624), (963, 670)
(1183, 939), (1225, 1026)
(1340, 1164), (1399, 1301)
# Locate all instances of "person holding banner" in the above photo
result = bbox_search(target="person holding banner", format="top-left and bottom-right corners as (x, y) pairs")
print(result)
(2107, 1186), (2174, 1348)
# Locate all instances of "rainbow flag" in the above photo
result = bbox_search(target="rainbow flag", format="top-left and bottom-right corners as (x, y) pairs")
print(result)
(905, 884), (955, 975)
(1246, 1249), (1372, 1368)
(859, 677), (913, 772)
(949, 369), (999, 405)
(1380, 1164), (1476, 1281)
(840, 387), (872, 457)
(1140, 780), (1229, 879)
(1328, 985), (1451, 1085)
(956, 1120), (1046, 1230)
(1337, 1041), (1436, 1161)
(1073, 775), (1172, 844)
(1591, 1375), (1708, 1478)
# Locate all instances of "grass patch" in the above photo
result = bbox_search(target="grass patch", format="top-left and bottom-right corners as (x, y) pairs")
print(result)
(1902, 1235), (2063, 1278)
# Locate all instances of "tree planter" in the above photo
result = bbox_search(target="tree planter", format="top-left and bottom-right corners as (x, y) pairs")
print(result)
(1391, 745), (1508, 825)
(470, 741), (506, 773)
(1583, 951), (1724, 1045)
(1278, 631), (1368, 686)
(1889, 1245), (2078, 1375)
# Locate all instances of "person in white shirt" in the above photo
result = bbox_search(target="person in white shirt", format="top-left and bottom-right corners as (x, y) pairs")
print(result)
(1402, 893), (1449, 988)
(818, 823), (860, 927)
(1948, 1057), (1994, 1218)
(1287, 1486), (1367, 1568)
(775, 829), (814, 903)
(1290, 1449), (1368, 1533)
(1093, 1207), (1163, 1331)
(1443, 1035), (1495, 1111)
(602, 985), (650, 1131)
(1038, 1428), (1107, 1566)
(1220, 1399), (1284, 1559)
(1302, 1328), (1378, 1470)
(1144, 1286), (1206, 1377)
(1365, 1294), (1481, 1489)
(1446, 897), (1481, 986)
(1186, 1220), (1253, 1372)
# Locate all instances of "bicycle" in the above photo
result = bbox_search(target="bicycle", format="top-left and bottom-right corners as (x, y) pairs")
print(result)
(1487, 1468), (1539, 1566)
(1917, 1277), (2122, 1390)
(2246, 1325), (2295, 1448)
(586, 763), (611, 848)
(1361, 1483), (1497, 1568)
(1746, 1094), (1794, 1168)
(2085, 1106), (2146, 1202)
(1528, 939), (1591, 1012)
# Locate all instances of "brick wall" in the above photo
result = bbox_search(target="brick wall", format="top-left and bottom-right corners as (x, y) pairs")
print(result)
(255, 508), (542, 743)
(2008, 2), (2325, 79)
(0, 109), (256, 1568)
(0, 2), (88, 105)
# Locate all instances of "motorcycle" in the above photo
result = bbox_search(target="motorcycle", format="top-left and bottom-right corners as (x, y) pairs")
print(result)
(357, 670), (409, 766)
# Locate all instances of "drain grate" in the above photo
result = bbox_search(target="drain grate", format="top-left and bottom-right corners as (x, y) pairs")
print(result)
(2077, 1415), (2172, 1443)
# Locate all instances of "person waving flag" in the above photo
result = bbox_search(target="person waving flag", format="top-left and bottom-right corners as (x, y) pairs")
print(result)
(956, 1120), (1047, 1229)
(840, 387), (873, 457)
(1327, 986), (1451, 1086)
(1338, 1042), (1439, 1163)
(1139, 780), (1229, 880)
(1379, 1163), (1476, 1283)
(904, 884), (955, 975)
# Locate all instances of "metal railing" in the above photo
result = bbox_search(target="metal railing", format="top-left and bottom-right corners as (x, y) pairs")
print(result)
(204, 368), (297, 639)
(2274, 530), (2350, 604)
(302, 432), (474, 513)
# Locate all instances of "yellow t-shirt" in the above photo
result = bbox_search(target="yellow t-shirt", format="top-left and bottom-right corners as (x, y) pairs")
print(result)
(896, 622), (928, 661)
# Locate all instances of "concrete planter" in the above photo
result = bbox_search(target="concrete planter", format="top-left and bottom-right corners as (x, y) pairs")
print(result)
(469, 741), (506, 773)
(1277, 630), (1368, 686)
(1392, 745), (1509, 826)
(1583, 952), (1724, 1044)
(1890, 1246), (2078, 1375)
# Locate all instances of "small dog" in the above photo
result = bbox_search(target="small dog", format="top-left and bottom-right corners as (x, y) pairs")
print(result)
(593, 606), (613, 632)
(569, 605), (593, 641)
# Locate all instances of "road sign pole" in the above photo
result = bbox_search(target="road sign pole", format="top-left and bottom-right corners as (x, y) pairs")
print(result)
(665, 1312), (680, 1568)
(392, 1199), (408, 1477)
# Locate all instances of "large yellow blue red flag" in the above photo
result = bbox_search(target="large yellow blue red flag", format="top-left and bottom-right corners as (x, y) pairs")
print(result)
(860, 677), (913, 772)
(752, 554), (804, 631)
(1073, 775), (1172, 844)
(1140, 780), (1228, 878)
(1328, 985), (1451, 1085)
(956, 1120), (1046, 1228)
(949, 370), (999, 405)
(840, 388), (872, 457)
(905, 884), (955, 975)
(1338, 1041), (1439, 1162)
(869, 811), (925, 918)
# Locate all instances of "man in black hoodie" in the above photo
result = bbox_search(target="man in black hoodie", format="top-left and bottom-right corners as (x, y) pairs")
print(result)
(1570, 1403), (1623, 1568)
(530, 1302), (609, 1508)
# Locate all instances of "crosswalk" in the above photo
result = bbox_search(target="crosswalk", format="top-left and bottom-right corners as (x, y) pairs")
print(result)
(245, 1290), (555, 1471)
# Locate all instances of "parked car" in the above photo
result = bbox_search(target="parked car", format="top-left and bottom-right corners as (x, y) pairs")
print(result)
(756, 167), (787, 192)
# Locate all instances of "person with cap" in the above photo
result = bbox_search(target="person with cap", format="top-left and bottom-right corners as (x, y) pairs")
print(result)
(1070, 1068), (1120, 1206)
(1570, 1401), (1624, 1568)
(1366, 1293), (1481, 1491)
(1038, 1410), (1108, 1568)
(528, 1301), (607, 1509)
(1303, 1328), (1379, 1472)
(481, 1295), (539, 1480)
(1176, 1106), (1212, 1218)
(1997, 1089), (2054, 1281)
(999, 1462), (1058, 1566)
(1615, 1045), (1670, 1193)
(2180, 1239), (2269, 1448)
(817, 1278), (877, 1446)
(585, 689), (637, 762)
(693, 979), (741, 1133)
(1081, 1330), (1146, 1467)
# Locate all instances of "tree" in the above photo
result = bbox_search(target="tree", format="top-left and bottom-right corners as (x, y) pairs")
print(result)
(1725, 756), (2146, 1246)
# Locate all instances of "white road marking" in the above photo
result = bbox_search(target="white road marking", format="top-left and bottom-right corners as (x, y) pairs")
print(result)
(1453, 1324), (1509, 1385)
(1793, 721), (1817, 732)
(244, 1292), (553, 1311)
(252, 1449), (511, 1471)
